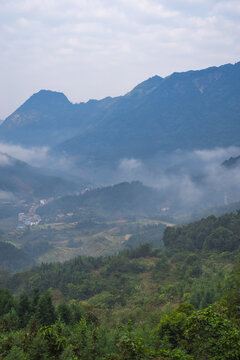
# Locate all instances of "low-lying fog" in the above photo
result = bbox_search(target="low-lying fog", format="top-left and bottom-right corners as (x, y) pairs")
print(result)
(115, 147), (240, 212)
(1, 141), (240, 214)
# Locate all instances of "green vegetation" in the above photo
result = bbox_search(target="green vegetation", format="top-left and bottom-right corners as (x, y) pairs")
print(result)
(163, 211), (240, 251)
(1, 210), (240, 358)
(0, 248), (240, 359)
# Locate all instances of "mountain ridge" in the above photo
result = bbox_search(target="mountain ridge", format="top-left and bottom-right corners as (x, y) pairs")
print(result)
(1, 61), (240, 161)
(56, 61), (240, 161)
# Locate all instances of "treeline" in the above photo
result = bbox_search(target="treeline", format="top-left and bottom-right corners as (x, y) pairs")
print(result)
(163, 211), (240, 251)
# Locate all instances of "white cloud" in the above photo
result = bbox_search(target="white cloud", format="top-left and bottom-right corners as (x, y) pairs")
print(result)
(194, 147), (240, 162)
(0, 153), (12, 166)
(0, 143), (49, 165)
(119, 158), (142, 171)
(0, 190), (15, 201)
(119, 0), (180, 19)
(214, 0), (240, 15)
(0, 0), (239, 119)
(0, 143), (77, 174)
(112, 147), (240, 211)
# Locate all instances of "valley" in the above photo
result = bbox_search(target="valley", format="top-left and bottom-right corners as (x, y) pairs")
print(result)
(0, 61), (240, 359)
(1, 195), (167, 265)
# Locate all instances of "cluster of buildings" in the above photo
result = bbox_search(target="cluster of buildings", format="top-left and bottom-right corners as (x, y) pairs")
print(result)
(17, 212), (41, 228)
(55, 212), (74, 221)
(16, 200), (46, 229)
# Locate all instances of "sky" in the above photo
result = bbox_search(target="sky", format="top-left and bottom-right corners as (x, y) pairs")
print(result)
(0, 0), (239, 119)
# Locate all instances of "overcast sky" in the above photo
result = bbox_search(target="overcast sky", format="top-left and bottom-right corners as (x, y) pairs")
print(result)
(0, 0), (239, 119)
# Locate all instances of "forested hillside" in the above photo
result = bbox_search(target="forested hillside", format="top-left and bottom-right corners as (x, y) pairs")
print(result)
(1, 211), (240, 358)
(163, 211), (240, 251)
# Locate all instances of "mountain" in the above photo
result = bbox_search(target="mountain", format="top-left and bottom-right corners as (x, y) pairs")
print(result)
(58, 62), (240, 161)
(37, 181), (167, 220)
(0, 90), (115, 146)
(0, 152), (77, 199)
(1, 62), (240, 162)
(0, 90), (75, 146)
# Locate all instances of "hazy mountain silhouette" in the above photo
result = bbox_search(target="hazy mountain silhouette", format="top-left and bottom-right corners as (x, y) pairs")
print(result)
(1, 62), (240, 162)
(0, 152), (76, 199)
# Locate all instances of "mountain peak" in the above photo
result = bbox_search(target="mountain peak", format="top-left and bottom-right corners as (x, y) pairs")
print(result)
(0, 90), (73, 142)
(128, 75), (163, 97)
(23, 89), (71, 108)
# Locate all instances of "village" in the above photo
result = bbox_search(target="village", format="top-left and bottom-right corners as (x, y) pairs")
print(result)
(17, 199), (49, 229)
(17, 198), (76, 229)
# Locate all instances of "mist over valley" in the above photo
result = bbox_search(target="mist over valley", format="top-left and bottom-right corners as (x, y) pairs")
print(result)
(1, 61), (240, 224)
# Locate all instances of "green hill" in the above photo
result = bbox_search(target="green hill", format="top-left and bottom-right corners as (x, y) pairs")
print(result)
(37, 181), (168, 220)
(0, 241), (34, 273)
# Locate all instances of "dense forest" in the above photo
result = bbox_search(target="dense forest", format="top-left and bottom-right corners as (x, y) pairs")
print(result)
(1, 211), (240, 358)
(163, 211), (240, 252)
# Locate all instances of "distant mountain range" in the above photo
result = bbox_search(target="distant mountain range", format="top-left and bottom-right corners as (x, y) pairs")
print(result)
(0, 61), (240, 164)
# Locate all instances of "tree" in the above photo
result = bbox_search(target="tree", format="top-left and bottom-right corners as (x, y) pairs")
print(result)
(57, 302), (72, 324)
(36, 291), (56, 326)
(184, 306), (240, 359)
(203, 227), (237, 252)
(5, 346), (26, 360)
(0, 287), (15, 317)
(154, 303), (193, 349)
(17, 292), (31, 328)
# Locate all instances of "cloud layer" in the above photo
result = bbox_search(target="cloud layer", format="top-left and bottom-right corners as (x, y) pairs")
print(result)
(0, 143), (49, 166)
(1, 140), (240, 214)
(114, 147), (240, 212)
(0, 0), (239, 118)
